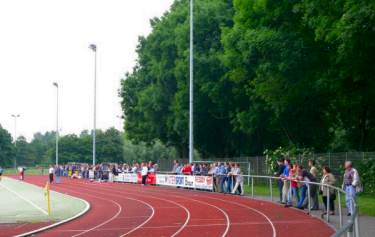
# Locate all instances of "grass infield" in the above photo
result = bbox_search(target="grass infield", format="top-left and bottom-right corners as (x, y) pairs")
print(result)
(0, 176), (87, 224)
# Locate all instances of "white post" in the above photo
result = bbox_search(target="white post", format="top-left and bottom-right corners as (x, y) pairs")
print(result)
(188, 0), (194, 164)
(11, 114), (20, 170)
(53, 82), (59, 166)
(89, 44), (97, 166)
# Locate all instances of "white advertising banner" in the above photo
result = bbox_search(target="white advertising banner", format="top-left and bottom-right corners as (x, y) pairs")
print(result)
(155, 174), (213, 191)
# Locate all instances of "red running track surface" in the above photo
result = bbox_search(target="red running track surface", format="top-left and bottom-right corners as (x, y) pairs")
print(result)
(1, 176), (334, 237)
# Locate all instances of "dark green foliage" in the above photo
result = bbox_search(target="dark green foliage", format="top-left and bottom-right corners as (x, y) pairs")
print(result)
(0, 124), (15, 167)
(120, 0), (375, 157)
(357, 158), (375, 194)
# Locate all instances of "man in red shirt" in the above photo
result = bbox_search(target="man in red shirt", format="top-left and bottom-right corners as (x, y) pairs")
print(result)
(182, 164), (192, 175)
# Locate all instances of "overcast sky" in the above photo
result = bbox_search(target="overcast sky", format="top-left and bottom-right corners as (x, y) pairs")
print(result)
(0, 0), (174, 141)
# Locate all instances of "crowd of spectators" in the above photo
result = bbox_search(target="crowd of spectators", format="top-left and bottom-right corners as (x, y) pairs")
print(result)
(171, 160), (245, 195)
(48, 158), (360, 217)
(51, 161), (159, 182)
(275, 159), (361, 217)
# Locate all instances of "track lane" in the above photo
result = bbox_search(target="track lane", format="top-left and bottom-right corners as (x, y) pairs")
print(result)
(11, 176), (335, 237)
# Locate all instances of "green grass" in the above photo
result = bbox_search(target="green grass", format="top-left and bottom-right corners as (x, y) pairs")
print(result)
(242, 182), (375, 217)
(3, 168), (48, 175)
(0, 177), (87, 224)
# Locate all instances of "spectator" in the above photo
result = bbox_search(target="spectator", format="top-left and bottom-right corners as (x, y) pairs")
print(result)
(296, 165), (317, 210)
(201, 164), (209, 176)
(320, 166), (336, 215)
(172, 160), (179, 173)
(182, 163), (193, 175)
(208, 163), (218, 192)
(342, 161), (360, 216)
(19, 167), (25, 180)
(55, 165), (61, 183)
(225, 163), (233, 193)
(281, 159), (291, 204)
(49, 165), (54, 183)
(218, 163), (227, 193)
(141, 163), (148, 185)
(308, 160), (319, 209)
(193, 163), (201, 175)
(175, 163), (183, 174)
(231, 163), (244, 195)
(286, 163), (299, 207)
(274, 159), (285, 203)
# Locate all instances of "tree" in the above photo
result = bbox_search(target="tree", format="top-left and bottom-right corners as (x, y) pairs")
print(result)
(0, 124), (15, 167)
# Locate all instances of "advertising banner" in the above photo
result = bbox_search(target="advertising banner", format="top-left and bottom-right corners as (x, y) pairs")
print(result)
(194, 176), (213, 190)
(155, 174), (213, 191)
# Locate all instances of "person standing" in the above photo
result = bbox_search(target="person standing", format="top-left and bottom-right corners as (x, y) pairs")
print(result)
(141, 163), (148, 186)
(320, 166), (336, 215)
(55, 165), (61, 183)
(172, 160), (179, 174)
(231, 163), (244, 195)
(274, 159), (285, 203)
(0, 166), (3, 181)
(308, 160), (319, 210)
(342, 161), (360, 216)
(296, 165), (317, 209)
(281, 159), (291, 204)
(286, 163), (300, 207)
(49, 165), (54, 183)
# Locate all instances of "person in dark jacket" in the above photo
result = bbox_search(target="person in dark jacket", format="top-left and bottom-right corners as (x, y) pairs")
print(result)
(274, 159), (285, 203)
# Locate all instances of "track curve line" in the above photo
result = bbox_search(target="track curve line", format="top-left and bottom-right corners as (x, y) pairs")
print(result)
(78, 181), (230, 237)
(132, 186), (276, 237)
(48, 184), (155, 237)
(70, 182), (191, 237)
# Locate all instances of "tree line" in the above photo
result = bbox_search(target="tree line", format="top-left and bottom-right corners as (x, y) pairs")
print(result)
(0, 124), (178, 168)
(120, 0), (375, 158)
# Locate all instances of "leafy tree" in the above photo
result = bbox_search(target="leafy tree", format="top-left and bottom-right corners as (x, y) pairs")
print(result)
(0, 124), (15, 167)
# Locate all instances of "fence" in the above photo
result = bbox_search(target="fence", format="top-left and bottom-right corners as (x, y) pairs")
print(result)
(243, 174), (359, 237)
(158, 151), (375, 178)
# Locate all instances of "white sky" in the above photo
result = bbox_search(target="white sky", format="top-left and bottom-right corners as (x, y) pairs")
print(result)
(0, 0), (174, 141)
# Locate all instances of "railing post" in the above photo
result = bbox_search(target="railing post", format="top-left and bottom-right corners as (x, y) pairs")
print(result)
(354, 204), (360, 237)
(269, 178), (273, 201)
(307, 184), (311, 214)
(289, 178), (292, 204)
(327, 187), (330, 222)
(338, 189), (343, 228)
(247, 161), (250, 185)
(251, 177), (254, 198)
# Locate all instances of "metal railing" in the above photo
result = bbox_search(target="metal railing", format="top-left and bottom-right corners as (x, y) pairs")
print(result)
(241, 175), (359, 237)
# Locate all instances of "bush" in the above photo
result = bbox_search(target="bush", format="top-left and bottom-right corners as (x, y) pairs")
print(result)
(264, 146), (313, 174)
(357, 158), (375, 194)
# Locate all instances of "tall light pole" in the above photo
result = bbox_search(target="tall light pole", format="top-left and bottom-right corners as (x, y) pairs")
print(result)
(11, 114), (20, 169)
(89, 43), (97, 166)
(53, 82), (59, 166)
(188, 0), (194, 164)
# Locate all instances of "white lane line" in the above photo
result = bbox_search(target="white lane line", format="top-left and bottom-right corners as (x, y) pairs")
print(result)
(169, 200), (190, 237)
(54, 183), (156, 237)
(80, 183), (227, 237)
(0, 182), (48, 216)
(202, 196), (276, 237)
(72, 182), (190, 237)
(118, 198), (155, 237)
(69, 196), (123, 237)
(172, 196), (230, 237)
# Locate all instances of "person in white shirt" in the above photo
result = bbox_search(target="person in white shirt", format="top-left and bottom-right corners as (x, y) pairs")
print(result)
(342, 161), (360, 216)
(231, 163), (244, 195)
(49, 165), (54, 183)
(141, 163), (148, 185)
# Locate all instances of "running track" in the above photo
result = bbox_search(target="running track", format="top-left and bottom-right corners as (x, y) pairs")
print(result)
(1, 176), (334, 237)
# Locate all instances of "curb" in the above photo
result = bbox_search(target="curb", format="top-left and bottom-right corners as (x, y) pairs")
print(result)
(14, 192), (91, 237)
